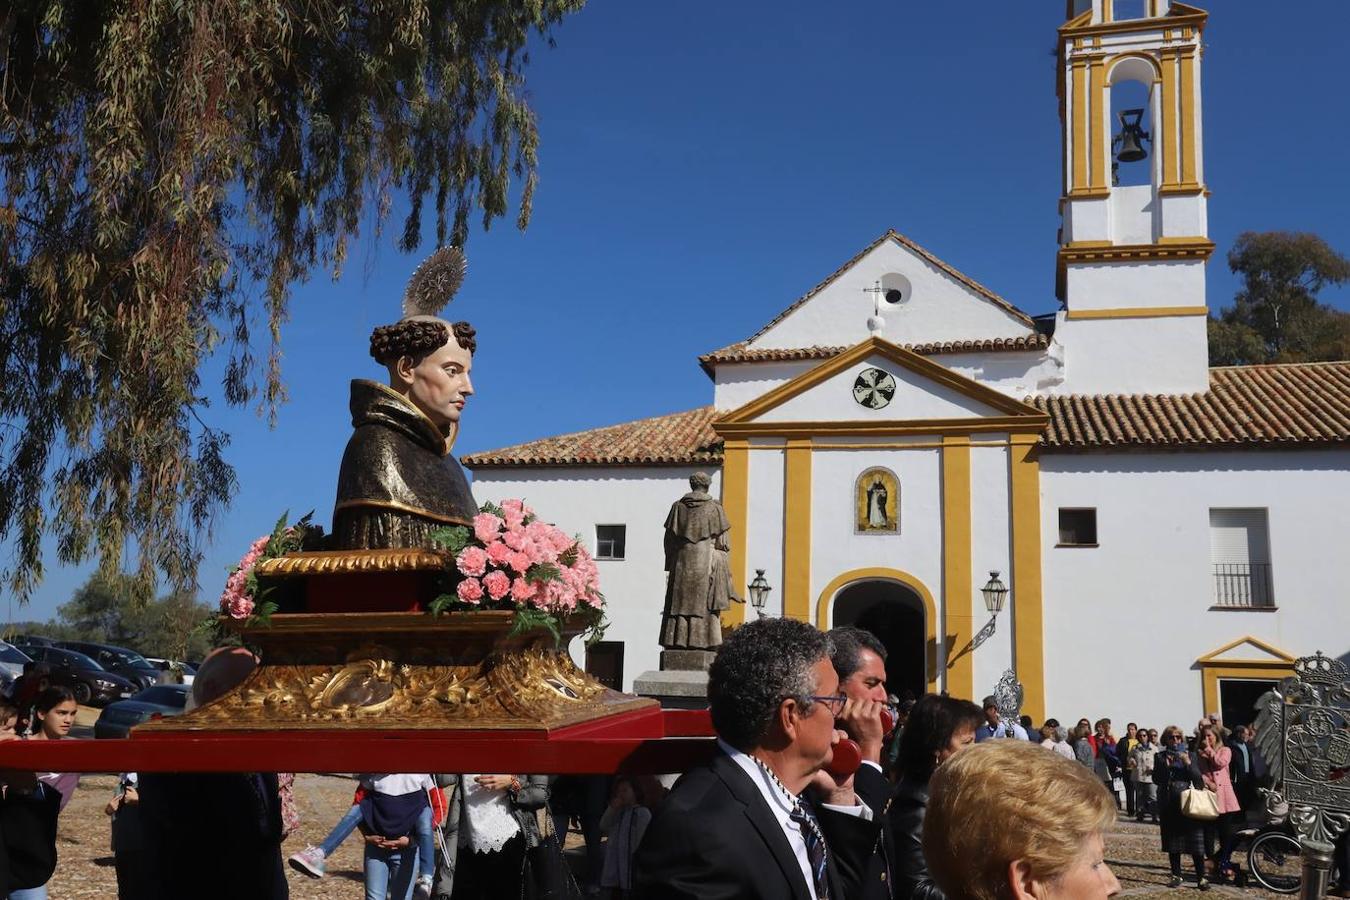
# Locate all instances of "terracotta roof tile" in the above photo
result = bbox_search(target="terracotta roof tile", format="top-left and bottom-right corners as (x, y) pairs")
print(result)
(465, 362), (1350, 467)
(699, 334), (1050, 373)
(461, 406), (722, 468)
(1034, 361), (1350, 449)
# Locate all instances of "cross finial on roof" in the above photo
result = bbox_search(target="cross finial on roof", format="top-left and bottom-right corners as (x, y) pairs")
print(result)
(863, 280), (886, 336)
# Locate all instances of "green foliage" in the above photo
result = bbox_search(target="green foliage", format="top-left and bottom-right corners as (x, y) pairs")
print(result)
(524, 561), (561, 585)
(1210, 231), (1350, 365)
(0, 0), (585, 602)
(428, 525), (472, 555)
(507, 606), (562, 646)
(11, 572), (213, 660)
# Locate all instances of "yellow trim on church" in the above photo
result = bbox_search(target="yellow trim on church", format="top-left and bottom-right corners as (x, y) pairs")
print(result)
(783, 439), (813, 622)
(816, 567), (940, 693)
(719, 439), (750, 629)
(1195, 637), (1296, 716)
(1010, 434), (1045, 723)
(1065, 306), (1208, 320)
(941, 436), (974, 700)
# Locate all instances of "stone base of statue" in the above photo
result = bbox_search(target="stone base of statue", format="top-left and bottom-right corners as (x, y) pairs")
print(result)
(141, 549), (655, 733)
(660, 648), (716, 671)
(633, 668), (709, 710)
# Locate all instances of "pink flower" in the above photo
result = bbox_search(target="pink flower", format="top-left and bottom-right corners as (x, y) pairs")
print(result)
(507, 551), (533, 575)
(456, 577), (484, 604)
(501, 500), (526, 531)
(483, 570), (512, 601)
(502, 528), (528, 552)
(510, 577), (537, 603)
(548, 530), (575, 554)
(225, 592), (254, 619)
(485, 541), (512, 567)
(473, 513), (503, 544)
(456, 546), (488, 578)
(250, 535), (270, 555)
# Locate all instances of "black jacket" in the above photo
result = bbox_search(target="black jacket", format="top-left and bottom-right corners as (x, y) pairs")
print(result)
(887, 776), (947, 900)
(635, 751), (856, 900)
(816, 763), (893, 900)
(0, 786), (61, 893)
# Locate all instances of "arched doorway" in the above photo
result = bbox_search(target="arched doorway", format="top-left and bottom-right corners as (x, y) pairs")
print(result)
(831, 580), (929, 700)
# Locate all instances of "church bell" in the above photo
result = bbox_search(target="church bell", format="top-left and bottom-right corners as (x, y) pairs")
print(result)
(1113, 108), (1150, 163)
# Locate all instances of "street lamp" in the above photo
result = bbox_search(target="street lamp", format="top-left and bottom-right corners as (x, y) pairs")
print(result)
(981, 571), (1008, 616)
(748, 569), (772, 618)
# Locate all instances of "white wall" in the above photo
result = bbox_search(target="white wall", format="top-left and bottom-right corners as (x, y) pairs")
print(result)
(471, 466), (719, 691)
(1040, 449), (1350, 731)
(970, 443), (1014, 695)
(1050, 312), (1210, 395)
(754, 239), (1032, 351)
(758, 355), (1005, 423)
(746, 443), (786, 618)
(1063, 258), (1204, 312)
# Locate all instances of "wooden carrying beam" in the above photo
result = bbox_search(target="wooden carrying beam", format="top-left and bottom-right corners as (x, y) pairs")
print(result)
(0, 708), (717, 775)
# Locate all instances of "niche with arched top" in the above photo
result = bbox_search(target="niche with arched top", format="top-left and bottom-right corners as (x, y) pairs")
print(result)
(855, 467), (899, 535)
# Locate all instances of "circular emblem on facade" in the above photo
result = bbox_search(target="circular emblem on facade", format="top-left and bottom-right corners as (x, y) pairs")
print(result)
(852, 367), (896, 409)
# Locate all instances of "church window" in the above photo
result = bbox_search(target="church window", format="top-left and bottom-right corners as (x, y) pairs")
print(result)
(1057, 508), (1098, 546)
(1209, 509), (1273, 608)
(595, 524), (626, 560)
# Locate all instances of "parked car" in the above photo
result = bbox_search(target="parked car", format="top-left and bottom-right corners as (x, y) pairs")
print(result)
(17, 646), (138, 707)
(0, 641), (32, 681)
(94, 684), (191, 738)
(7, 634), (55, 648)
(56, 641), (159, 691)
(144, 658), (197, 686)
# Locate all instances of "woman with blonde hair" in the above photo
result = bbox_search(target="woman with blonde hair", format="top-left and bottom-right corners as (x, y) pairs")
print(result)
(923, 739), (1121, 899)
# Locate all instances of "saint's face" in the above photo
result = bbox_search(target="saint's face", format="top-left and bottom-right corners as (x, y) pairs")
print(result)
(408, 336), (474, 432)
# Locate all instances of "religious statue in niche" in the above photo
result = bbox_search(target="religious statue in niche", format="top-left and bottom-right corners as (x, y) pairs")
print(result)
(856, 467), (899, 534)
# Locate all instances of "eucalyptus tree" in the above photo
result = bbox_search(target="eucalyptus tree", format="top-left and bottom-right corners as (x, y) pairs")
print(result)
(0, 0), (584, 600)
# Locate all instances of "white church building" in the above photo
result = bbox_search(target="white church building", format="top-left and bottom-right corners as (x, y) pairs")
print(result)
(465, 0), (1350, 729)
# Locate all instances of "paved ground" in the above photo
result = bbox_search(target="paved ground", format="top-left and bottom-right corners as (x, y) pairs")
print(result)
(46, 774), (1298, 898)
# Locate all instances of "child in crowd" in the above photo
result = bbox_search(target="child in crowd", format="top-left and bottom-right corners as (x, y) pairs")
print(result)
(0, 699), (19, 740)
(290, 773), (440, 899)
(599, 777), (651, 900)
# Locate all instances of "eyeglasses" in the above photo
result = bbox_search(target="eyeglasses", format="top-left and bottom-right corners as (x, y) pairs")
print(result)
(808, 695), (847, 716)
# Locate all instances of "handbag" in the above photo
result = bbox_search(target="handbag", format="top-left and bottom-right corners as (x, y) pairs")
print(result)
(1111, 776), (1125, 793)
(523, 803), (583, 900)
(1180, 786), (1220, 821)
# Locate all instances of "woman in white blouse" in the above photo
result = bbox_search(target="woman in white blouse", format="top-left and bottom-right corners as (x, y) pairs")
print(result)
(442, 774), (551, 899)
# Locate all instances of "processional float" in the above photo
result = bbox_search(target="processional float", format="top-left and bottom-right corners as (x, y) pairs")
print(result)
(0, 248), (716, 775)
(1252, 651), (1350, 900)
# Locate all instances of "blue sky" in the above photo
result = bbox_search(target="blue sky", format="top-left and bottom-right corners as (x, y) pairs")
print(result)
(10, 1), (1350, 625)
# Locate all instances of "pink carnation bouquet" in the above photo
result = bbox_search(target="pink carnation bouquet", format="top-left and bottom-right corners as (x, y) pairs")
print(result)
(218, 512), (315, 622)
(430, 499), (605, 643)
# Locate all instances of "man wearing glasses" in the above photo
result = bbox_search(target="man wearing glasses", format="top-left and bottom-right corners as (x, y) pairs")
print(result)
(636, 618), (884, 899)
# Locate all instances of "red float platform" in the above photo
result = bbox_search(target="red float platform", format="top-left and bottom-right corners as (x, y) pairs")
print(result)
(0, 708), (716, 774)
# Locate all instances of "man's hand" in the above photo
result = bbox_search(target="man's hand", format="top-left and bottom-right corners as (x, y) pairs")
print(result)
(475, 774), (515, 791)
(807, 729), (859, 807)
(835, 698), (885, 763)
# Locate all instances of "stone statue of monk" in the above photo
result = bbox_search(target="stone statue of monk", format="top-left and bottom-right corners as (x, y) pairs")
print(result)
(660, 472), (739, 665)
(331, 316), (478, 550)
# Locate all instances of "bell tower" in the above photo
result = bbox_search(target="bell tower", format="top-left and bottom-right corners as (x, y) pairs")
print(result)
(1053, 0), (1213, 394)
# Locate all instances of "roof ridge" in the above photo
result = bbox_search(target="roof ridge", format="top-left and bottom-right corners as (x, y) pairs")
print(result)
(739, 229), (1036, 347)
(1210, 359), (1350, 371)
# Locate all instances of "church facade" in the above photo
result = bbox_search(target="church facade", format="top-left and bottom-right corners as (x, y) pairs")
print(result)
(466, 1), (1350, 729)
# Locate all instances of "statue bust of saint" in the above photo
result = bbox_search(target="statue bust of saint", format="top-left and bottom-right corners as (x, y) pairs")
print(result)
(332, 307), (479, 550)
(660, 472), (739, 661)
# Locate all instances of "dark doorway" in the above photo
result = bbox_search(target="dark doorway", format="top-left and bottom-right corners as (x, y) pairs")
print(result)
(1219, 678), (1278, 729)
(833, 580), (927, 700)
(585, 641), (624, 691)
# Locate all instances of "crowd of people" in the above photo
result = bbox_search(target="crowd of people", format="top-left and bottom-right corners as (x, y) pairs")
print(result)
(2, 622), (1347, 899)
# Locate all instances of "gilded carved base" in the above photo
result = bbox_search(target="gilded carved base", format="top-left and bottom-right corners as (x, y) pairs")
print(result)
(142, 611), (655, 733)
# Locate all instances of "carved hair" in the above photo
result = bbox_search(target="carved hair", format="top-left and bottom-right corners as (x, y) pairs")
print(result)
(689, 472), (712, 490)
(369, 319), (477, 365)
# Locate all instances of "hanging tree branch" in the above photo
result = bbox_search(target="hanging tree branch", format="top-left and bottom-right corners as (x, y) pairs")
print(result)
(0, 0), (585, 601)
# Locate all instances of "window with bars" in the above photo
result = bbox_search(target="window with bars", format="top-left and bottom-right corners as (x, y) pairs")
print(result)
(1209, 509), (1274, 608)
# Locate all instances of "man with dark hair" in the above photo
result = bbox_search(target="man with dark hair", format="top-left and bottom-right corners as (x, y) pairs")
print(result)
(636, 618), (881, 899)
(822, 626), (893, 899)
(975, 695), (1028, 741)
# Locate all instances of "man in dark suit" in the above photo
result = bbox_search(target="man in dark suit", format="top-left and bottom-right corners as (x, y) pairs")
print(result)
(1227, 725), (1256, 814)
(635, 618), (883, 899)
(819, 626), (893, 899)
